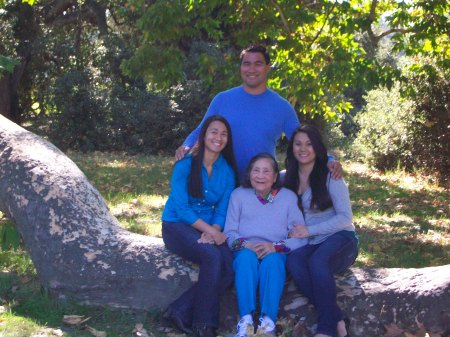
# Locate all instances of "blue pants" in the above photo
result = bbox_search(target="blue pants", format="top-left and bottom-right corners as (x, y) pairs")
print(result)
(162, 221), (234, 328)
(286, 231), (358, 337)
(233, 248), (287, 322)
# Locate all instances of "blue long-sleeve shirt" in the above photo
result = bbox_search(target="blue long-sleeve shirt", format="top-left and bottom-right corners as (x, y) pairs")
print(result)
(162, 154), (236, 229)
(183, 86), (300, 179)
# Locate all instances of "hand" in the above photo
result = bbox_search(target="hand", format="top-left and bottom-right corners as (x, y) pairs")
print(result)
(205, 226), (227, 245)
(175, 145), (190, 161)
(251, 242), (275, 259)
(289, 224), (309, 238)
(197, 232), (215, 244)
(327, 160), (343, 180)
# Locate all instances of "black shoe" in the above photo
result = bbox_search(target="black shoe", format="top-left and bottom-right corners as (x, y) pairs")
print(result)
(192, 325), (217, 337)
(162, 307), (193, 335)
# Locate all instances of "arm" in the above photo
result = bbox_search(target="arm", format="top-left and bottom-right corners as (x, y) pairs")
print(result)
(283, 103), (300, 140)
(193, 220), (227, 245)
(223, 190), (244, 249)
(307, 178), (353, 236)
(175, 95), (221, 160)
(327, 157), (343, 180)
(283, 192), (308, 252)
(211, 167), (236, 230)
(168, 160), (201, 225)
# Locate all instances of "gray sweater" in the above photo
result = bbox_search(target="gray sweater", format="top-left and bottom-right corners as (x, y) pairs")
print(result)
(302, 175), (355, 245)
(224, 187), (307, 251)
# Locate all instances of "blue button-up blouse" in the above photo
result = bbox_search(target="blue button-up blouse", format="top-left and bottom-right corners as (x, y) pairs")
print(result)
(162, 154), (236, 229)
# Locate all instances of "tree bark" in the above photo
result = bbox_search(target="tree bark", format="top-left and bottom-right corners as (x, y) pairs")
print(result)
(0, 115), (193, 310)
(0, 74), (13, 121)
(0, 115), (449, 336)
(0, 57), (28, 124)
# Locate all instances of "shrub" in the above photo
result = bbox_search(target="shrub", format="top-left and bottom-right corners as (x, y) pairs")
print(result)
(354, 57), (449, 185)
(353, 83), (416, 170)
(48, 76), (209, 155)
(107, 85), (183, 154)
(49, 71), (109, 152)
(402, 57), (449, 185)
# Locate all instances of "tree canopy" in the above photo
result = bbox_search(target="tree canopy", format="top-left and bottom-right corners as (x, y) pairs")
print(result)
(0, 0), (448, 168)
(121, 0), (449, 119)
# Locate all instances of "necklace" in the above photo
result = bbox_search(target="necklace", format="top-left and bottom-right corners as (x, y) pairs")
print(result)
(256, 188), (279, 205)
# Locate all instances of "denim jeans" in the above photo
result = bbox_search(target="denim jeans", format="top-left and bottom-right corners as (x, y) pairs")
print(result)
(162, 221), (234, 329)
(286, 231), (358, 337)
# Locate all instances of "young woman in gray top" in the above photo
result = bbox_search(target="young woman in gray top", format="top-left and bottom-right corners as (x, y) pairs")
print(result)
(284, 125), (358, 337)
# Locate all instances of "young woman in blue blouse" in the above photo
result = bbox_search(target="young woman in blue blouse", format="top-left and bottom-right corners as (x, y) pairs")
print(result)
(284, 125), (358, 337)
(162, 115), (238, 337)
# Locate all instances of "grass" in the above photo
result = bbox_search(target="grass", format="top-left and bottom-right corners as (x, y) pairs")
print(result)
(0, 152), (449, 336)
(346, 161), (449, 267)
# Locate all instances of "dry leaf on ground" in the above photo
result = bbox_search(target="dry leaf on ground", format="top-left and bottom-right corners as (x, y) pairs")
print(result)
(62, 314), (91, 326)
(85, 325), (107, 337)
(133, 323), (150, 337)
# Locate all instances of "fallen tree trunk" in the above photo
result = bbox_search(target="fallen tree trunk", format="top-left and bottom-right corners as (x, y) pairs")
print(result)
(0, 115), (449, 336)
(0, 115), (195, 310)
(280, 265), (450, 337)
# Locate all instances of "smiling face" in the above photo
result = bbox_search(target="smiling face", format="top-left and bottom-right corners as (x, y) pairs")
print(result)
(203, 120), (229, 155)
(249, 157), (277, 196)
(293, 131), (316, 167)
(240, 51), (271, 94)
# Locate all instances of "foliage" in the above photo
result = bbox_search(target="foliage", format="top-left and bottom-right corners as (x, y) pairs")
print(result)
(122, 0), (449, 120)
(353, 82), (416, 169)
(0, 223), (21, 251)
(49, 71), (109, 152)
(354, 56), (449, 185)
(0, 56), (18, 77)
(106, 85), (185, 154)
(401, 57), (450, 185)
(1, 0), (449, 158)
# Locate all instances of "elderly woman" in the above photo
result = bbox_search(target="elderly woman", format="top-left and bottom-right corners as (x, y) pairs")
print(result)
(224, 153), (306, 337)
(162, 115), (239, 337)
(284, 125), (358, 337)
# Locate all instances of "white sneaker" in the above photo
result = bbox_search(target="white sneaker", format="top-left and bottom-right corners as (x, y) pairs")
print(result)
(234, 314), (254, 337)
(256, 315), (276, 335)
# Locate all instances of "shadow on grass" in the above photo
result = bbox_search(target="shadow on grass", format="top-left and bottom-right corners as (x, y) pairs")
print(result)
(0, 272), (162, 337)
(347, 170), (449, 220)
(346, 168), (449, 268)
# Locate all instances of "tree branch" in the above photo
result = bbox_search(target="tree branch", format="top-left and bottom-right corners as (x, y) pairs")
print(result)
(366, 0), (415, 47)
(270, 0), (292, 35)
(307, 1), (337, 49)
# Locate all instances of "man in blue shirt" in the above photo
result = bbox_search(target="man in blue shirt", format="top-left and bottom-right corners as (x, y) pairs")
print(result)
(175, 45), (341, 180)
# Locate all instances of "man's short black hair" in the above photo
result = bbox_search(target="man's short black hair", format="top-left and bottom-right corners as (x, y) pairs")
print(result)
(240, 45), (270, 65)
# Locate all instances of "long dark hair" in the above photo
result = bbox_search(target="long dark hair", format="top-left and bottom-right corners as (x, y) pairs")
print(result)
(188, 115), (238, 198)
(284, 125), (332, 211)
(242, 153), (282, 190)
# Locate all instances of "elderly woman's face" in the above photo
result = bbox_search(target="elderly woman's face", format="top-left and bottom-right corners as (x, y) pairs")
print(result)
(250, 158), (277, 195)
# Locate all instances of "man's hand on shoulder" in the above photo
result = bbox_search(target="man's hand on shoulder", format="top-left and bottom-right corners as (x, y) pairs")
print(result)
(327, 160), (343, 180)
(175, 146), (190, 161)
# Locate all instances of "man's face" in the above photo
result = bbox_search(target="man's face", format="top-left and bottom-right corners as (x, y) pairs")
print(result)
(240, 52), (271, 93)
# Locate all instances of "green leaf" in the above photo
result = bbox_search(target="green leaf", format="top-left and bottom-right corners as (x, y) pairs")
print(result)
(0, 55), (19, 76)
(1, 223), (22, 251)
